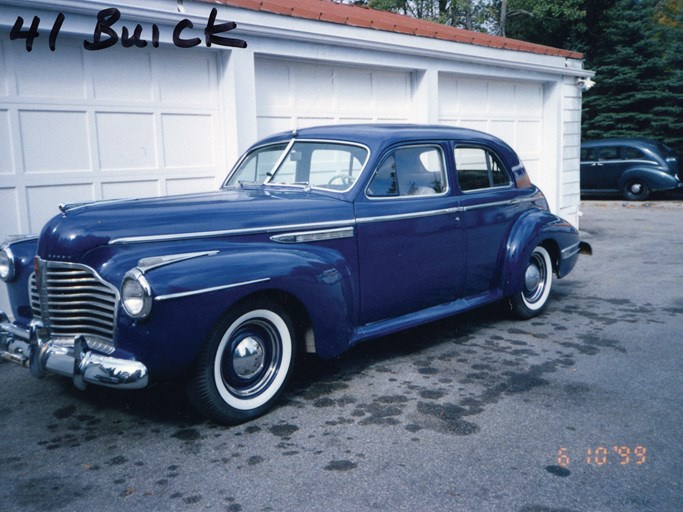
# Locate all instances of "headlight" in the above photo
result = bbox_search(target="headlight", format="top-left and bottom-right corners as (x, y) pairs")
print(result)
(121, 268), (153, 319)
(0, 247), (15, 282)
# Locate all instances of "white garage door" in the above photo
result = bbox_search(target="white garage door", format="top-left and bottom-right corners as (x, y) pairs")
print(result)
(254, 57), (414, 137)
(0, 35), (226, 240)
(438, 74), (546, 192)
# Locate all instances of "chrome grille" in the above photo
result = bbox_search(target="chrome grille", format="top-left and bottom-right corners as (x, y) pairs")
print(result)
(30, 260), (118, 349)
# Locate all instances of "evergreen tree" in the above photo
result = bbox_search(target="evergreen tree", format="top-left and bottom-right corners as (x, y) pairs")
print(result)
(582, 0), (683, 154)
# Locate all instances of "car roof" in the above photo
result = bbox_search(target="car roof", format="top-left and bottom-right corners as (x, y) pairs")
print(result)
(255, 123), (509, 148)
(582, 138), (662, 151)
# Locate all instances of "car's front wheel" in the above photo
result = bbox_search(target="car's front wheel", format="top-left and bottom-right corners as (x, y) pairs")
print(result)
(511, 245), (553, 319)
(623, 179), (650, 201)
(187, 299), (296, 425)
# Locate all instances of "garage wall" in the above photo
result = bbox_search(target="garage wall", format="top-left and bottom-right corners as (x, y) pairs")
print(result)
(254, 57), (413, 137)
(559, 76), (583, 223)
(0, 35), (226, 239)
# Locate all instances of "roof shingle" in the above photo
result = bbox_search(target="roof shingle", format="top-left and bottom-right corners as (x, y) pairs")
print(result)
(202, 0), (583, 59)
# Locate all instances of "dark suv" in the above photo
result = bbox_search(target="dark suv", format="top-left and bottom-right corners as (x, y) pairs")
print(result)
(580, 139), (681, 200)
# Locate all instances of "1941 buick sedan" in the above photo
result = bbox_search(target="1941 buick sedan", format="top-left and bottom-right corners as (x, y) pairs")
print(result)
(0, 124), (591, 424)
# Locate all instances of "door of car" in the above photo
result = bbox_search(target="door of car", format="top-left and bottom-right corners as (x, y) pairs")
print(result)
(354, 143), (464, 325)
(453, 144), (524, 298)
(580, 147), (600, 189)
(582, 146), (624, 191)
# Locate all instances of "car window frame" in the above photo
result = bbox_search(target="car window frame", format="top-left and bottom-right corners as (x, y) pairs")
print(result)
(364, 143), (450, 201)
(453, 144), (514, 194)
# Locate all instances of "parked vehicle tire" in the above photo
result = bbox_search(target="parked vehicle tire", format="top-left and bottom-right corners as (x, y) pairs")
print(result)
(623, 179), (650, 201)
(187, 300), (296, 425)
(511, 245), (553, 319)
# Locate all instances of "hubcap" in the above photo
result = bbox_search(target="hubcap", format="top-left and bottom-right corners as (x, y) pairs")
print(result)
(232, 336), (265, 380)
(524, 264), (542, 292)
(630, 183), (642, 194)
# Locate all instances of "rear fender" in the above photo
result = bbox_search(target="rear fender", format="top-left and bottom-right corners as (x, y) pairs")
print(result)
(503, 210), (581, 296)
(618, 167), (678, 191)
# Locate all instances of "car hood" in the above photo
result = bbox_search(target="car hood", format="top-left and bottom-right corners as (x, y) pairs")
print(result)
(37, 187), (354, 261)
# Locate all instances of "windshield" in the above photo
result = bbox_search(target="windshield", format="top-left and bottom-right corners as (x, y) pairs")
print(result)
(225, 140), (369, 192)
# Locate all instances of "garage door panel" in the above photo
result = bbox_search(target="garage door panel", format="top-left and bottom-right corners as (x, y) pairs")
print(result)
(255, 61), (291, 113)
(167, 177), (217, 196)
(14, 42), (85, 99)
(0, 188), (20, 236)
(19, 110), (91, 173)
(255, 57), (413, 135)
(0, 40), (8, 97)
(515, 120), (542, 155)
(488, 82), (516, 115)
(293, 65), (335, 111)
(372, 71), (411, 114)
(336, 69), (372, 112)
(488, 120), (517, 144)
(102, 180), (160, 200)
(257, 116), (290, 138)
(157, 52), (217, 105)
(27, 183), (94, 232)
(455, 78), (486, 115)
(0, 110), (13, 173)
(96, 113), (158, 170)
(161, 114), (216, 168)
(515, 83), (543, 115)
(91, 50), (153, 102)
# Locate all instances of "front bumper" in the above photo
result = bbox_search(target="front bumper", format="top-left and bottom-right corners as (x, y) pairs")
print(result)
(0, 311), (148, 390)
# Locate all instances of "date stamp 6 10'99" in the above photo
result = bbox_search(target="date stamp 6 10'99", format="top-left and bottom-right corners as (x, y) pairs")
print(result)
(557, 446), (647, 467)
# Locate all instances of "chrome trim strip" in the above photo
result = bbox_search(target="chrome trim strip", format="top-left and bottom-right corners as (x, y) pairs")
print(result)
(137, 251), (219, 272)
(2, 234), (39, 247)
(270, 227), (355, 244)
(561, 242), (580, 259)
(109, 220), (355, 245)
(461, 197), (529, 210)
(356, 207), (463, 224)
(263, 138), (296, 185)
(155, 278), (271, 302)
(110, 197), (537, 244)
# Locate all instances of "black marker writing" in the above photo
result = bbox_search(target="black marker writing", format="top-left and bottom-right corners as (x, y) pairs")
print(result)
(7, 7), (246, 52)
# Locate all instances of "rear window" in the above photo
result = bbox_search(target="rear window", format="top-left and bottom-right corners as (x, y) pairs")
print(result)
(454, 146), (511, 192)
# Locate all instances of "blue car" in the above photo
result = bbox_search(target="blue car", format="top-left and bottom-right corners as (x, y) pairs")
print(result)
(0, 125), (591, 424)
(581, 138), (682, 200)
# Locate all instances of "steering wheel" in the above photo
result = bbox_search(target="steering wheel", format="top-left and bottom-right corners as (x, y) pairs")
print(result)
(327, 174), (355, 186)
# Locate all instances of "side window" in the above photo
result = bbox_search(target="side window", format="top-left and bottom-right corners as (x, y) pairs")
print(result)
(226, 143), (287, 185)
(454, 146), (511, 192)
(620, 146), (645, 160)
(598, 147), (619, 161)
(367, 146), (446, 198)
(581, 148), (597, 161)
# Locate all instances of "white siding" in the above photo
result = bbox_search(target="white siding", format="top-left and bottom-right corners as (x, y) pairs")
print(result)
(559, 76), (583, 225)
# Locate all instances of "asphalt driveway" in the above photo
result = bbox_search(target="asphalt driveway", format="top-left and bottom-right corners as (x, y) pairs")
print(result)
(1, 200), (682, 512)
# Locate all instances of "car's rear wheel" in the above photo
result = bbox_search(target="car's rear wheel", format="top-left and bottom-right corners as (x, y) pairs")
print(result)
(623, 179), (649, 201)
(511, 245), (553, 319)
(187, 299), (296, 425)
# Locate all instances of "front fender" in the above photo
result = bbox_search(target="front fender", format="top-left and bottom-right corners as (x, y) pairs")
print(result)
(503, 210), (582, 296)
(116, 244), (356, 376)
(618, 167), (679, 191)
